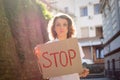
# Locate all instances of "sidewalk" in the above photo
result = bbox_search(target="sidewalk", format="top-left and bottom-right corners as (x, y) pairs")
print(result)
(81, 77), (114, 80)
(81, 73), (105, 79)
(80, 73), (115, 80)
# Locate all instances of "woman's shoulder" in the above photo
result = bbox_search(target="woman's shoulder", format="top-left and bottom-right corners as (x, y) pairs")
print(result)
(46, 39), (59, 44)
(46, 40), (53, 44)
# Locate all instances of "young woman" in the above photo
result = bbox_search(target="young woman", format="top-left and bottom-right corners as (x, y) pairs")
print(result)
(35, 13), (89, 80)
(47, 13), (89, 80)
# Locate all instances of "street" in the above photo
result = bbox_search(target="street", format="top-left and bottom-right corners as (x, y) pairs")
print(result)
(81, 77), (114, 80)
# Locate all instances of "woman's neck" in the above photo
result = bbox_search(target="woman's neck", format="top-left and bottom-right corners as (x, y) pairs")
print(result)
(57, 35), (67, 40)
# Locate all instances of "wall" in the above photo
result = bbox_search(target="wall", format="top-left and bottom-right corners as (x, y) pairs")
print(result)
(0, 0), (49, 80)
(100, 0), (120, 79)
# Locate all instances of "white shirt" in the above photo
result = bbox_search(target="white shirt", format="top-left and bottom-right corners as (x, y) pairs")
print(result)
(47, 38), (85, 80)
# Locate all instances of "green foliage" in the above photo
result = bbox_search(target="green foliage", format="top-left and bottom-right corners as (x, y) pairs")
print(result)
(36, 0), (52, 20)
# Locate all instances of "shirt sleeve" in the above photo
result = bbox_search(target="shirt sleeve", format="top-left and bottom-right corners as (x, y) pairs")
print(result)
(78, 43), (85, 59)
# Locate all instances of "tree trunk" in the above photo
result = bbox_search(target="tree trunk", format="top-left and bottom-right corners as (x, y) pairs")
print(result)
(0, 0), (48, 80)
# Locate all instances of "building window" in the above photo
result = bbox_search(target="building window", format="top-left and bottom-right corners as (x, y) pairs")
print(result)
(119, 0), (120, 7)
(112, 59), (115, 71)
(107, 60), (110, 70)
(101, 49), (104, 58)
(96, 48), (104, 59)
(94, 4), (100, 14)
(119, 57), (120, 69)
(80, 7), (88, 16)
(96, 49), (100, 58)
(64, 7), (69, 13)
(96, 27), (103, 37)
(81, 27), (89, 38)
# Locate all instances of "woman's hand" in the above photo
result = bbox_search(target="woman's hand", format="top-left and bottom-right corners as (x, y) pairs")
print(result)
(80, 68), (89, 77)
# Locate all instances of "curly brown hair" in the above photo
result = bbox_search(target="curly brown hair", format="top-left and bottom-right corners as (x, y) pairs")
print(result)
(48, 13), (75, 40)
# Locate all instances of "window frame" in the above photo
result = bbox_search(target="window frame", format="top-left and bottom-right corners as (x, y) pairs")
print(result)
(94, 3), (100, 15)
(80, 6), (88, 17)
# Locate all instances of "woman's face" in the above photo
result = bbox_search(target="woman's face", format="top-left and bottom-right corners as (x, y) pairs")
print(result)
(54, 18), (68, 38)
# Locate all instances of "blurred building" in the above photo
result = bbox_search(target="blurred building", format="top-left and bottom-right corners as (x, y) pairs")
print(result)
(74, 0), (103, 65)
(100, 0), (120, 79)
(42, 0), (104, 65)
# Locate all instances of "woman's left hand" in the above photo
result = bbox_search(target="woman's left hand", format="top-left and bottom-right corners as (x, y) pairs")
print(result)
(80, 68), (89, 77)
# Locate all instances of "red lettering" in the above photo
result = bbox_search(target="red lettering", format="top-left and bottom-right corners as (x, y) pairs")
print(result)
(50, 52), (59, 67)
(59, 51), (68, 67)
(68, 49), (76, 66)
(42, 49), (76, 68)
(42, 52), (52, 68)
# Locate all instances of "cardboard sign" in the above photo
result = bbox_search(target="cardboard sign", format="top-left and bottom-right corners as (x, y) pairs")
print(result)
(37, 38), (83, 79)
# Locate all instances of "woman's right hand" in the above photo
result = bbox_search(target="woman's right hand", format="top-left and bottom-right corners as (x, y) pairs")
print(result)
(80, 68), (89, 77)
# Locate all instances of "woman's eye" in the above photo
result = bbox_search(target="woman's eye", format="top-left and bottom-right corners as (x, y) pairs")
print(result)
(55, 23), (68, 27)
(55, 24), (60, 27)
(63, 24), (68, 27)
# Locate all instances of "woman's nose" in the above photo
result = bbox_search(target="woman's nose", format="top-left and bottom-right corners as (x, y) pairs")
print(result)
(60, 25), (64, 28)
